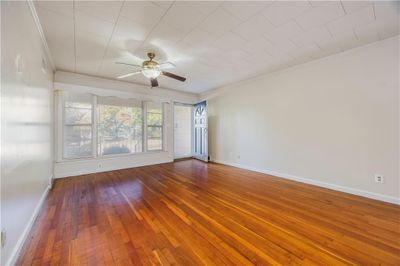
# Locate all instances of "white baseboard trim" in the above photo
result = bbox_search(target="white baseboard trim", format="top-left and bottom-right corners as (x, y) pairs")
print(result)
(55, 159), (171, 179)
(54, 152), (173, 178)
(5, 177), (52, 266)
(213, 160), (400, 205)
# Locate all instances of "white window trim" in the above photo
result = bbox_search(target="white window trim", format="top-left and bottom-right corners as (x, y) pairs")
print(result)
(97, 100), (144, 157)
(57, 92), (166, 162)
(92, 95), (97, 158)
(144, 101), (164, 152)
(61, 93), (94, 160)
(143, 100), (148, 152)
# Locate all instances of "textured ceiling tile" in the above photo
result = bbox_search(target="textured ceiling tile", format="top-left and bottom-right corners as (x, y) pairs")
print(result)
(188, 1), (223, 15)
(146, 23), (186, 47)
(75, 10), (115, 39)
(74, 1), (123, 24)
(295, 2), (345, 30)
(181, 28), (219, 48)
(318, 31), (359, 52)
(341, 1), (373, 14)
(355, 17), (399, 40)
(213, 32), (247, 51)
(232, 14), (275, 41)
(264, 40), (298, 56)
(113, 17), (152, 42)
(326, 5), (375, 36)
(241, 36), (272, 54)
(162, 2), (211, 34)
(222, 1), (272, 21)
(265, 21), (304, 43)
(308, 1), (338, 8)
(262, 1), (312, 26)
(151, 1), (174, 10)
(291, 26), (332, 47)
(199, 8), (241, 37)
(120, 1), (165, 28)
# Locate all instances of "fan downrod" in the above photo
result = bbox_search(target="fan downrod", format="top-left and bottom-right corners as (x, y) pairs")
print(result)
(147, 52), (156, 61)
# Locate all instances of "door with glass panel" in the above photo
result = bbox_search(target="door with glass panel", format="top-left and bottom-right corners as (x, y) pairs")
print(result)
(193, 101), (208, 162)
(174, 104), (192, 159)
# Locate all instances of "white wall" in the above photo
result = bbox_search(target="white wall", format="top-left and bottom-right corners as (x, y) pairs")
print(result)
(1, 1), (54, 265)
(53, 71), (198, 178)
(203, 36), (399, 204)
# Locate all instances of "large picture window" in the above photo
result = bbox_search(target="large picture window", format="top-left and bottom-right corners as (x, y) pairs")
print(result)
(97, 97), (142, 156)
(60, 92), (164, 159)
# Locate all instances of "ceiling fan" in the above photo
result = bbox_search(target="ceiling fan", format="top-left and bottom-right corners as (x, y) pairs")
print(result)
(115, 52), (186, 88)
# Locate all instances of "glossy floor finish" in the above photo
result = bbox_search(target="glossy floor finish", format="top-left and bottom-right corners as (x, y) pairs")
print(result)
(18, 160), (400, 265)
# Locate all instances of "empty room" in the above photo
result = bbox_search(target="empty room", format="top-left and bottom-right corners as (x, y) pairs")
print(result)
(1, 0), (399, 265)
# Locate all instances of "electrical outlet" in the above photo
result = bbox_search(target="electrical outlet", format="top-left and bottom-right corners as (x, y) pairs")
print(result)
(374, 174), (384, 184)
(1, 229), (6, 248)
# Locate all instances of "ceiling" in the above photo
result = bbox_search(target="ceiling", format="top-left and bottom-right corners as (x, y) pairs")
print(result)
(34, 1), (399, 93)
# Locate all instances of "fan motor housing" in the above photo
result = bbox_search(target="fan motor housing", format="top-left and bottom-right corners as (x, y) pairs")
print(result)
(143, 60), (158, 69)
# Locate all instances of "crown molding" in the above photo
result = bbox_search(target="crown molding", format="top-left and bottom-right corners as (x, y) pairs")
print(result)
(26, 0), (56, 71)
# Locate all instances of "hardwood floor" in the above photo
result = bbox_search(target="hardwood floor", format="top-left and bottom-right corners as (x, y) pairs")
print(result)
(18, 160), (400, 265)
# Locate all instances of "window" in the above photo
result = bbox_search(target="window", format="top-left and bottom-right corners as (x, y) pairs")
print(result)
(63, 93), (93, 159)
(59, 92), (165, 160)
(146, 102), (163, 151)
(97, 97), (142, 156)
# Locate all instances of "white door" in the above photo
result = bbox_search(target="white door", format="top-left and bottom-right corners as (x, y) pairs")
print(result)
(193, 101), (208, 161)
(174, 104), (192, 159)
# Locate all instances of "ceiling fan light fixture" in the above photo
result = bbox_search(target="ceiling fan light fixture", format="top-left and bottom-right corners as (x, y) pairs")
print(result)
(142, 67), (161, 79)
(115, 52), (186, 87)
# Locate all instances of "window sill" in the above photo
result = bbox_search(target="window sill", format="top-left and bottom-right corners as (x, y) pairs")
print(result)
(57, 150), (168, 163)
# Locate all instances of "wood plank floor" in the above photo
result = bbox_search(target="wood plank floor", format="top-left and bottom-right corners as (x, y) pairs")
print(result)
(18, 160), (400, 265)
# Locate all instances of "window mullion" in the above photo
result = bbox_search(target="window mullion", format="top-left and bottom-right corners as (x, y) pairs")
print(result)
(56, 90), (64, 162)
(162, 102), (165, 151)
(92, 95), (97, 158)
(143, 101), (148, 152)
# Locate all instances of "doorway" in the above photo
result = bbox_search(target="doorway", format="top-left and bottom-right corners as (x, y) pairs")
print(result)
(174, 104), (192, 159)
(193, 101), (208, 161)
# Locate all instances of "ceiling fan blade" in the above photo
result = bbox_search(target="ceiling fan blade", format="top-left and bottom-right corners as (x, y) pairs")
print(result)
(115, 62), (142, 68)
(159, 61), (176, 69)
(151, 78), (158, 87)
(117, 71), (141, 79)
(161, 71), (186, 82)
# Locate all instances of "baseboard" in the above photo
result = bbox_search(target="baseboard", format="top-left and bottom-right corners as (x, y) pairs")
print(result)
(5, 177), (52, 266)
(213, 160), (400, 205)
(54, 152), (172, 178)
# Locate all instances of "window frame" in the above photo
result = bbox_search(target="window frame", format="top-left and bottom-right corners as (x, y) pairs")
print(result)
(62, 94), (95, 160)
(59, 93), (166, 161)
(96, 101), (144, 157)
(144, 101), (164, 152)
